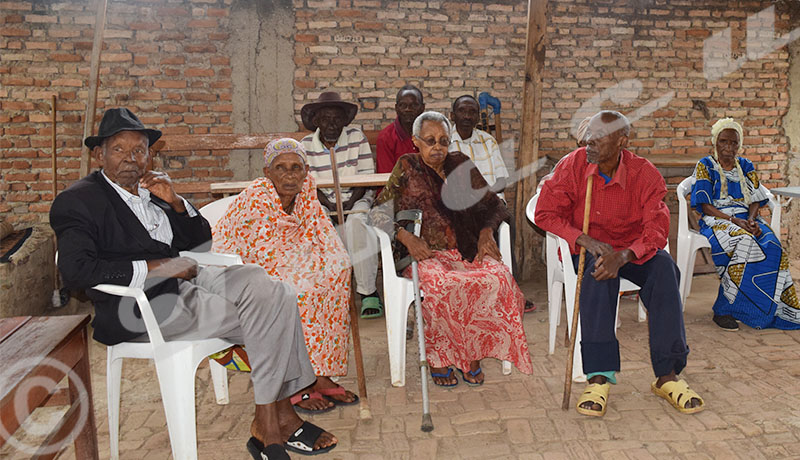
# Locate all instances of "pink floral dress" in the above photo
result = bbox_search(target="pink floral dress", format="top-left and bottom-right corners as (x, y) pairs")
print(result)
(212, 175), (352, 377)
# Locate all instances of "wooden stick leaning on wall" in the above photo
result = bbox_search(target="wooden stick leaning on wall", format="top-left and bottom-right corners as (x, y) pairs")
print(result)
(562, 174), (593, 410)
(52, 95), (60, 297)
(51, 95), (57, 200)
(327, 148), (371, 420)
(79, 0), (108, 178)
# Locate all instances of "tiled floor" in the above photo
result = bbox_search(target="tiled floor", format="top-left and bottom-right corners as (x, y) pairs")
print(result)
(4, 268), (800, 459)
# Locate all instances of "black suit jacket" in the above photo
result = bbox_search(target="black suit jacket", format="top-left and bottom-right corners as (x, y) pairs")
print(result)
(50, 170), (212, 345)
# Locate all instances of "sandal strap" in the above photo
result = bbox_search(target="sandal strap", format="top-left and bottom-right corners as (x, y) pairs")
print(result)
(430, 368), (454, 379)
(465, 367), (482, 378)
(660, 379), (704, 407)
(577, 383), (609, 408)
(286, 421), (325, 453)
(317, 386), (346, 397)
(290, 391), (323, 405)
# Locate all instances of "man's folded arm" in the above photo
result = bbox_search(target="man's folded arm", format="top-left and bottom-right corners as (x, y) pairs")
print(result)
(164, 199), (213, 252)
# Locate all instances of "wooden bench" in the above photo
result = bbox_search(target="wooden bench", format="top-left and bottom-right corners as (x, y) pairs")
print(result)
(157, 131), (703, 195)
(210, 173), (391, 196)
(153, 131), (381, 195)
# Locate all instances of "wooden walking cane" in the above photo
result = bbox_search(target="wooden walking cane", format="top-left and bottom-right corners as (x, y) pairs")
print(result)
(562, 174), (594, 410)
(327, 147), (371, 420)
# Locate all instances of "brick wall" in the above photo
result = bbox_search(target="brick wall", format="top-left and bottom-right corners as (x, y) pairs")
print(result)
(2, 0), (798, 227)
(1, 0), (234, 225)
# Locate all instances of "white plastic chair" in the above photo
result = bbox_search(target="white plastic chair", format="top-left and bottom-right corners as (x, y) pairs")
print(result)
(102, 197), (244, 460)
(675, 176), (781, 305)
(198, 195), (238, 227)
(100, 250), (241, 460)
(373, 222), (514, 387)
(527, 193), (651, 382)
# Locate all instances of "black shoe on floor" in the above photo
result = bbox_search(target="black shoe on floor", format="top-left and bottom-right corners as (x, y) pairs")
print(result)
(713, 314), (739, 331)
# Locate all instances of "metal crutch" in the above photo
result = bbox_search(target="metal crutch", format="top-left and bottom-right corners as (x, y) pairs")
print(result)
(397, 209), (433, 432)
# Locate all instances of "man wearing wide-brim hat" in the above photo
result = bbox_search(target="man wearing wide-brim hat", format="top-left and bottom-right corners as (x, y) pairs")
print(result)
(50, 107), (338, 459)
(300, 92), (384, 324)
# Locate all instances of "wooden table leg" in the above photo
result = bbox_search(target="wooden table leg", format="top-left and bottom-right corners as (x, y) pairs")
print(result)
(70, 327), (99, 460)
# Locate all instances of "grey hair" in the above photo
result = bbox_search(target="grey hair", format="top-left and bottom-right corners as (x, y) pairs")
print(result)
(591, 110), (631, 137)
(412, 111), (451, 137)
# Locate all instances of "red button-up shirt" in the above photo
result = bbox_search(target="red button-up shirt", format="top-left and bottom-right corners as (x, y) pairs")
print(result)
(535, 147), (669, 264)
(376, 118), (418, 174)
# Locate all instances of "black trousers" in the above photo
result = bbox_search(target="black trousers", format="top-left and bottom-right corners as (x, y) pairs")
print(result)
(571, 249), (689, 377)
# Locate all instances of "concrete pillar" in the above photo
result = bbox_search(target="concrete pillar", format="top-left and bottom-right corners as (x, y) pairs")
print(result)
(783, 40), (800, 257)
(227, 0), (297, 180)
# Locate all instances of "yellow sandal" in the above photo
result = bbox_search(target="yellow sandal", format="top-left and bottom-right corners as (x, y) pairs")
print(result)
(575, 382), (610, 417)
(651, 379), (705, 414)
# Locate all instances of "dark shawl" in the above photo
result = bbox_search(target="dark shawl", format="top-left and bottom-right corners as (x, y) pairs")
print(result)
(369, 151), (509, 267)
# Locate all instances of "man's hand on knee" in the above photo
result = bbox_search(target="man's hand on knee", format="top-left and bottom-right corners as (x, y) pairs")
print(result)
(147, 256), (199, 280)
(576, 234), (613, 258)
(593, 249), (634, 280)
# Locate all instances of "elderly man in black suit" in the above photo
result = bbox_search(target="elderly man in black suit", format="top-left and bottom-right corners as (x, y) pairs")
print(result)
(50, 108), (336, 460)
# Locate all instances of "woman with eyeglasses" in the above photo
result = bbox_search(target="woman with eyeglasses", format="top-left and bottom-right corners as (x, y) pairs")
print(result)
(213, 138), (360, 417)
(370, 111), (533, 387)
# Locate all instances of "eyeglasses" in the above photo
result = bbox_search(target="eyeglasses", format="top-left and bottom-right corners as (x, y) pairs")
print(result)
(415, 136), (450, 148)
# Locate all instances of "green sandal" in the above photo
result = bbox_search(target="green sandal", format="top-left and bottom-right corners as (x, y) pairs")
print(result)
(360, 296), (383, 319)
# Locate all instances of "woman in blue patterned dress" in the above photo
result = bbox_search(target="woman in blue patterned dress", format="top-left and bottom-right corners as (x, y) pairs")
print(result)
(691, 117), (799, 331)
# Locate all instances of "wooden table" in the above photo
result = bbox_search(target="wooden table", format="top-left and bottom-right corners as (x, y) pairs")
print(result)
(0, 315), (99, 459)
(210, 172), (391, 196)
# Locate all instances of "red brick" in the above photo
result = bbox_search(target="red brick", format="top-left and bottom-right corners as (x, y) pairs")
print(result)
(0, 27), (30, 37)
(49, 53), (82, 62)
(28, 202), (52, 212)
(184, 44), (216, 53)
(161, 56), (186, 65)
(6, 192), (39, 202)
(2, 76), (33, 85)
(187, 19), (217, 28)
(154, 79), (187, 89)
(129, 22), (161, 31)
(207, 8), (228, 17)
(295, 34), (318, 43)
(185, 68), (214, 77)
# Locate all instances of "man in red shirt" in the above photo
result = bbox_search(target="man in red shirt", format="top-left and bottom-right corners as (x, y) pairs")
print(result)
(376, 84), (424, 173)
(535, 111), (704, 417)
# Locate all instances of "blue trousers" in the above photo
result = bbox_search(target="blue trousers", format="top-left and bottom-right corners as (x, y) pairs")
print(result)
(572, 249), (689, 377)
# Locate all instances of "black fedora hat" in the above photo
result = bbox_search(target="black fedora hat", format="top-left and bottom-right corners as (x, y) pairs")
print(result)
(300, 92), (358, 132)
(84, 108), (162, 149)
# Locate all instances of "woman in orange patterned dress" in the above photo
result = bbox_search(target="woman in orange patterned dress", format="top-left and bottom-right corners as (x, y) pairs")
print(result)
(212, 138), (357, 413)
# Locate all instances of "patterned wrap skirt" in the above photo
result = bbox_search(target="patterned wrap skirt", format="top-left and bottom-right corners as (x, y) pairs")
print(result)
(405, 249), (533, 374)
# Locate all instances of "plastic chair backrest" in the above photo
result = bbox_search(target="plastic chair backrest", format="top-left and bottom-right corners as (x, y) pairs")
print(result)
(526, 193), (538, 225)
(677, 176), (694, 239)
(199, 195), (239, 227)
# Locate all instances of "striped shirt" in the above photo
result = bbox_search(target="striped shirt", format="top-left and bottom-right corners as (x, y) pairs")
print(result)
(449, 128), (509, 201)
(101, 170), (196, 289)
(302, 126), (375, 204)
